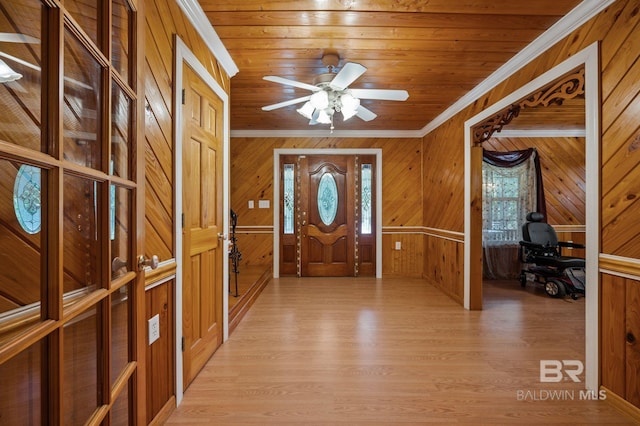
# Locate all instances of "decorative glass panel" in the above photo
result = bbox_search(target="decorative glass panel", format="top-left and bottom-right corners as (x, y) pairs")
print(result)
(111, 381), (130, 425)
(111, 81), (131, 179)
(361, 164), (372, 234)
(1, 160), (42, 333)
(13, 164), (41, 234)
(112, 0), (132, 84)
(283, 164), (294, 234)
(0, 0), (42, 151)
(317, 173), (338, 226)
(63, 29), (102, 170)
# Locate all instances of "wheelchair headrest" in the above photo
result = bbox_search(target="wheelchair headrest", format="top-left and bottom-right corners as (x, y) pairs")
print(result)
(526, 212), (545, 222)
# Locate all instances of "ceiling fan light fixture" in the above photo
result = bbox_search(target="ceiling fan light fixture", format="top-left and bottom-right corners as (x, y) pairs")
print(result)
(316, 109), (332, 124)
(297, 101), (315, 119)
(339, 92), (360, 120)
(0, 58), (21, 83)
(309, 90), (329, 109)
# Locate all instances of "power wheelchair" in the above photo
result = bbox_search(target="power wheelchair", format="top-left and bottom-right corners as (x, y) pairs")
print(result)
(518, 212), (585, 299)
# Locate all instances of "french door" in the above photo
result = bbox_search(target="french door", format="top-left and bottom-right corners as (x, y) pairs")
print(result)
(280, 154), (376, 277)
(0, 0), (144, 424)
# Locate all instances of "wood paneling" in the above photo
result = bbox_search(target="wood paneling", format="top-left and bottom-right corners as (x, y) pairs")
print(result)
(230, 137), (423, 276)
(199, 0), (581, 132)
(143, 0), (230, 264)
(422, 0), (639, 305)
(145, 280), (175, 422)
(602, 274), (627, 397)
(142, 0), (231, 420)
(382, 233), (423, 277)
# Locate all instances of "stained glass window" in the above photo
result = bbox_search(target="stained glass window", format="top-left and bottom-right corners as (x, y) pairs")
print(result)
(361, 164), (372, 234)
(283, 164), (294, 234)
(13, 165), (41, 234)
(317, 173), (338, 226)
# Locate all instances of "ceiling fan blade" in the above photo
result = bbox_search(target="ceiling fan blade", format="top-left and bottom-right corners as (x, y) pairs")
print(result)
(0, 33), (40, 44)
(263, 75), (319, 92)
(329, 62), (367, 91)
(356, 105), (377, 122)
(350, 89), (409, 101)
(262, 95), (311, 111)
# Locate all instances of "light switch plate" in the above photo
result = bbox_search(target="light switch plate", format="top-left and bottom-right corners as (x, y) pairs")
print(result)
(248, 200), (254, 209)
(148, 314), (160, 345)
(258, 199), (270, 209)
(395, 241), (402, 250)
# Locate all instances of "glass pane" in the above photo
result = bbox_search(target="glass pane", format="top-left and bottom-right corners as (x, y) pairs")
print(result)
(111, 381), (130, 426)
(63, 29), (102, 170)
(65, 0), (99, 47)
(361, 164), (372, 234)
(283, 164), (294, 234)
(0, 340), (42, 424)
(0, 0), (42, 151)
(317, 173), (338, 226)
(112, 0), (132, 84)
(111, 81), (131, 180)
(111, 186), (130, 280)
(0, 160), (42, 341)
(64, 304), (99, 426)
(63, 174), (100, 296)
(111, 284), (130, 387)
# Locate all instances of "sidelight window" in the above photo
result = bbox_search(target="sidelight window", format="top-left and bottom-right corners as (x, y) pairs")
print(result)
(283, 164), (294, 234)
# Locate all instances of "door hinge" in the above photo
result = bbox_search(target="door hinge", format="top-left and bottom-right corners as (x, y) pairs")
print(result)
(181, 89), (186, 105)
(181, 213), (185, 229)
(181, 336), (185, 352)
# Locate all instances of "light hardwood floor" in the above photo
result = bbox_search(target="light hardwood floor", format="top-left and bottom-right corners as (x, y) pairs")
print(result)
(166, 277), (635, 424)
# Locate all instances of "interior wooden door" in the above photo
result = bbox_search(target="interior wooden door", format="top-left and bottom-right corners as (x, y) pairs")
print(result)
(300, 155), (355, 276)
(181, 64), (224, 390)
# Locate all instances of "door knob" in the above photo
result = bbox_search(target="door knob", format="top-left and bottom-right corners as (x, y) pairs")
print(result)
(217, 233), (228, 240)
(112, 257), (127, 272)
(138, 255), (159, 271)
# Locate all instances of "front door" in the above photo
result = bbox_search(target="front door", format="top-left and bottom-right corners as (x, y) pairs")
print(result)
(300, 155), (355, 276)
(181, 64), (224, 390)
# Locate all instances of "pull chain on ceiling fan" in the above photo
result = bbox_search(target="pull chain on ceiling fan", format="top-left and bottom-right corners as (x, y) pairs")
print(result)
(262, 52), (409, 131)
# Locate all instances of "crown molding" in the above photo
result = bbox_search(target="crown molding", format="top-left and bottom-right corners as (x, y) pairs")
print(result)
(176, 0), (239, 77)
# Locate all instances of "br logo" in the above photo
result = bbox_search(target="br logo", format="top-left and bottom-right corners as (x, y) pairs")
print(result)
(540, 360), (584, 382)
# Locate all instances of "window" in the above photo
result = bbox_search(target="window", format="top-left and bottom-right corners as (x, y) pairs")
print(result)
(482, 160), (536, 245)
(283, 164), (294, 234)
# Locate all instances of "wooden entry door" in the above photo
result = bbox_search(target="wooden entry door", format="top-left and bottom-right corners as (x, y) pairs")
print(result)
(300, 155), (355, 276)
(181, 65), (224, 390)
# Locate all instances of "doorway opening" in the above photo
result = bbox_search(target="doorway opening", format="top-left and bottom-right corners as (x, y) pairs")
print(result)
(464, 42), (600, 390)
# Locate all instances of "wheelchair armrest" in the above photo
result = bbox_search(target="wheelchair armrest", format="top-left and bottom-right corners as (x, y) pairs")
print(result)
(558, 241), (585, 249)
(519, 240), (544, 249)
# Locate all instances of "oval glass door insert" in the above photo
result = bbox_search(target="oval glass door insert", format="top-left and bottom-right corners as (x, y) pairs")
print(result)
(317, 173), (338, 226)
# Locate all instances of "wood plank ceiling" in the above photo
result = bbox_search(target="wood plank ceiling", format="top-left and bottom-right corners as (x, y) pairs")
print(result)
(200, 0), (585, 133)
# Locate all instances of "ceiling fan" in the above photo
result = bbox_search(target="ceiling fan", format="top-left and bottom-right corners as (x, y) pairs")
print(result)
(261, 52), (409, 130)
(0, 32), (40, 83)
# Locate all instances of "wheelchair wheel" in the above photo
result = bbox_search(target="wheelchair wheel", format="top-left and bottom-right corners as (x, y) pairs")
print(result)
(545, 279), (566, 298)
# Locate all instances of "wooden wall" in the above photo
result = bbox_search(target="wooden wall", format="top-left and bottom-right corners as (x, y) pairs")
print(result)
(230, 137), (424, 277)
(142, 0), (230, 422)
(422, 0), (640, 409)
